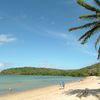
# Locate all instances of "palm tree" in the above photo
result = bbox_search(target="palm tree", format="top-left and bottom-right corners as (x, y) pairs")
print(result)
(69, 0), (100, 59)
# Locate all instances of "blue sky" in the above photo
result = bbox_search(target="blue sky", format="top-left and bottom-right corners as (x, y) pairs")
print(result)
(0, 0), (99, 70)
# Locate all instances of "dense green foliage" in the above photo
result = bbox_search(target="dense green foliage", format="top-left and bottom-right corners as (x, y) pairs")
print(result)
(0, 67), (68, 76)
(0, 63), (100, 76)
(79, 63), (100, 76)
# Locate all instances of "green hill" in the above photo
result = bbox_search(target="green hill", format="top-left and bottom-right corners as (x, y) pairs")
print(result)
(0, 67), (68, 76)
(0, 63), (100, 76)
(79, 63), (100, 76)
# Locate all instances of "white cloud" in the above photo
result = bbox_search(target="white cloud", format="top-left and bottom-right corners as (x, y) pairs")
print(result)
(0, 62), (14, 70)
(0, 63), (4, 67)
(83, 50), (96, 57)
(0, 34), (16, 44)
(46, 30), (97, 57)
(46, 30), (68, 39)
(64, 34), (97, 57)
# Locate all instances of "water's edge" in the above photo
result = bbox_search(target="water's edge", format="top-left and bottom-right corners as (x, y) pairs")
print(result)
(0, 75), (82, 95)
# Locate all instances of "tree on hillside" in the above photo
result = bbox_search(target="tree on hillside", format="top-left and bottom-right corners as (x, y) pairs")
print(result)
(69, 0), (100, 59)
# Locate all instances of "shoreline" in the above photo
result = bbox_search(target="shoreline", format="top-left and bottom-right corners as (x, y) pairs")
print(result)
(0, 76), (100, 100)
(0, 77), (81, 96)
(0, 78), (81, 98)
(0, 84), (58, 96)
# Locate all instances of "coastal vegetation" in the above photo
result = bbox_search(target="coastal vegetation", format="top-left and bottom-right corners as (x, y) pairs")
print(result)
(0, 63), (100, 76)
(68, 0), (100, 99)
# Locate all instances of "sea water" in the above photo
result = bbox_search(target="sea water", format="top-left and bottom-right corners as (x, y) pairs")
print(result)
(0, 75), (82, 94)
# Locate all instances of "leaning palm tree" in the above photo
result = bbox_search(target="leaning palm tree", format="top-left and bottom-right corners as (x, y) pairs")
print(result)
(69, 0), (100, 59)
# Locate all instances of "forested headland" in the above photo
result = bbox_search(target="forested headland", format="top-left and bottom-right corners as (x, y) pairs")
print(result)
(0, 63), (100, 76)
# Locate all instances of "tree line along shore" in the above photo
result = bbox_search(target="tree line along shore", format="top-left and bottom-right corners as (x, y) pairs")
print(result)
(0, 63), (100, 76)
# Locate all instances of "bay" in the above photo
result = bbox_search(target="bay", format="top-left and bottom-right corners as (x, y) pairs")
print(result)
(0, 75), (82, 94)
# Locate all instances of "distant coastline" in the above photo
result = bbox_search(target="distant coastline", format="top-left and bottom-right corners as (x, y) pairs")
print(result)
(0, 63), (100, 76)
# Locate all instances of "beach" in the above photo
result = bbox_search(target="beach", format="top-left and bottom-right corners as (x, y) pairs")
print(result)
(0, 76), (100, 100)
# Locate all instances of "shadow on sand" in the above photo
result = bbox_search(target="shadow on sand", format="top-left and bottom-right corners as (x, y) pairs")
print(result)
(65, 88), (100, 100)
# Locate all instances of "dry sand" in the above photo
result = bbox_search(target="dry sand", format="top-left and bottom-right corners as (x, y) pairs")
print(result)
(0, 76), (100, 100)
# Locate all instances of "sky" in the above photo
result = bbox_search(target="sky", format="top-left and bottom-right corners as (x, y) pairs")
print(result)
(0, 0), (99, 70)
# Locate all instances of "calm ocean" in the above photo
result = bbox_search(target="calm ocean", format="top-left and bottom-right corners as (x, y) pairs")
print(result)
(0, 75), (82, 94)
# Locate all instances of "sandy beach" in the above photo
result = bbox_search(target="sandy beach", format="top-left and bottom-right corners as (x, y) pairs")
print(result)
(0, 76), (100, 100)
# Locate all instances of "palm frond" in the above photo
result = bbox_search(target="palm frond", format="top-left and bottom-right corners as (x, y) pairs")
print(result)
(79, 14), (97, 19)
(79, 25), (100, 44)
(69, 0), (100, 59)
(94, 0), (100, 7)
(98, 46), (100, 59)
(69, 21), (98, 31)
(95, 35), (100, 49)
(77, 0), (100, 12)
(96, 12), (100, 20)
